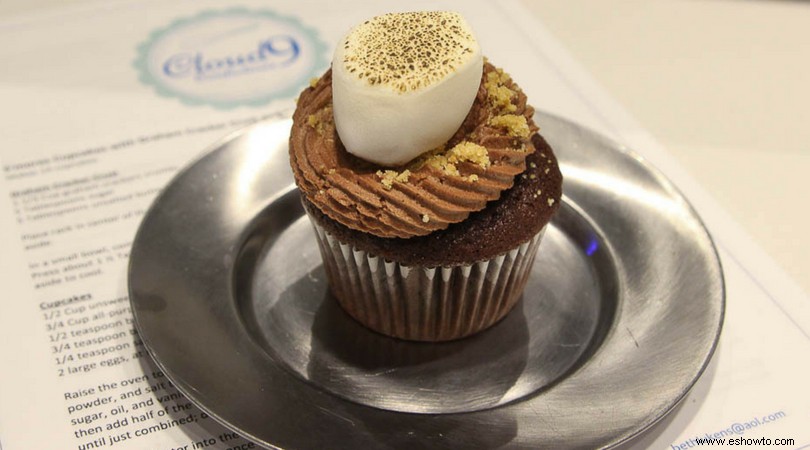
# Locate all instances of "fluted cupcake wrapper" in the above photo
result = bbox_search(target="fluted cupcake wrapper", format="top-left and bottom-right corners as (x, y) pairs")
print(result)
(308, 218), (546, 342)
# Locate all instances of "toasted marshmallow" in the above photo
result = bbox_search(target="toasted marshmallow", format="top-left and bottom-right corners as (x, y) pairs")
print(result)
(332, 11), (483, 166)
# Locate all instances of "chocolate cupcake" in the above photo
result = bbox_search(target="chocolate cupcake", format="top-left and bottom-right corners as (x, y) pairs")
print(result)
(289, 11), (562, 341)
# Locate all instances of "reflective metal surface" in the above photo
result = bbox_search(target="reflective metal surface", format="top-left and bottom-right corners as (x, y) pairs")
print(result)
(129, 112), (725, 449)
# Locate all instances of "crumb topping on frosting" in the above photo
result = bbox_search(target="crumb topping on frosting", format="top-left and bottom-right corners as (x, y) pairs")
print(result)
(485, 69), (517, 112)
(342, 11), (477, 93)
(376, 169), (411, 190)
(489, 114), (530, 137)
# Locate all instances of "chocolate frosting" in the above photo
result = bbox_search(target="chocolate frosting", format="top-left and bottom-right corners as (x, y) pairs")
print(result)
(304, 133), (563, 267)
(289, 62), (538, 239)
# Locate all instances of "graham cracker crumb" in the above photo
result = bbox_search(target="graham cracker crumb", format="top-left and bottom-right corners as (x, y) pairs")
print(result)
(376, 169), (411, 189)
(376, 170), (397, 190)
(419, 141), (489, 177)
(489, 114), (530, 138)
(487, 85), (516, 112)
(395, 169), (411, 183)
(484, 70), (517, 112)
(447, 142), (490, 167)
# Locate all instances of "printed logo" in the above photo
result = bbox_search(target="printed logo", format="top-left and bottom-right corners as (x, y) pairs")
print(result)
(135, 8), (328, 108)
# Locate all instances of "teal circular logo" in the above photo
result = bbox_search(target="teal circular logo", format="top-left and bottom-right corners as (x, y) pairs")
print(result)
(135, 8), (328, 108)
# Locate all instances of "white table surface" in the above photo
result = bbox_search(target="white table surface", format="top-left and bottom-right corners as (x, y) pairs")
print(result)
(526, 0), (810, 295)
(2, 0), (808, 294)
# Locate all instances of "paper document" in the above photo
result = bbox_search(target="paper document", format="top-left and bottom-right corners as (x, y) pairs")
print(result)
(1, 1), (807, 449)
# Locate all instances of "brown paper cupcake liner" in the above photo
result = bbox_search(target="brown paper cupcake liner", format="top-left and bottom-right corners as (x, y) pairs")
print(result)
(308, 215), (546, 341)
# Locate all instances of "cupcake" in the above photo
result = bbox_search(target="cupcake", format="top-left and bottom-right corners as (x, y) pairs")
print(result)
(289, 11), (562, 341)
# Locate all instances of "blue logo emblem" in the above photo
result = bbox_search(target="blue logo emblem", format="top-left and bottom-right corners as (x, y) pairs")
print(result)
(135, 8), (328, 109)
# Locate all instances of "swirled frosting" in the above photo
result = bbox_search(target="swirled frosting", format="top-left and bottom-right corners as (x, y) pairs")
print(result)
(289, 62), (538, 239)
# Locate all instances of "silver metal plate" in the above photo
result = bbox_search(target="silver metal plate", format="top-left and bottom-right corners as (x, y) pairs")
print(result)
(129, 112), (724, 449)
